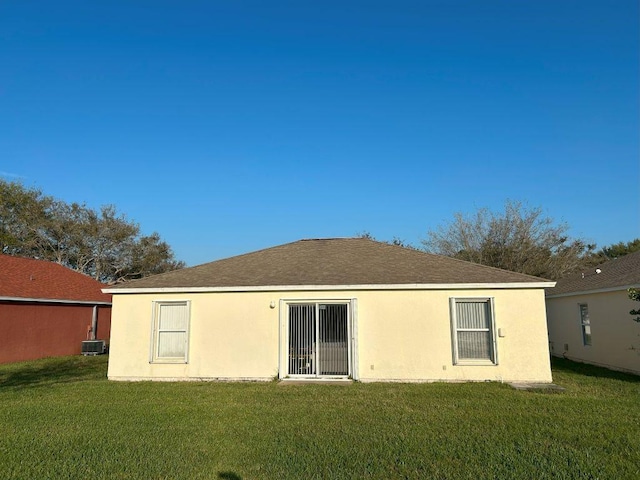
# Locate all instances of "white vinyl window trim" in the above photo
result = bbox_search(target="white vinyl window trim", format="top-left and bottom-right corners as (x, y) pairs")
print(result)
(450, 297), (498, 366)
(150, 300), (191, 364)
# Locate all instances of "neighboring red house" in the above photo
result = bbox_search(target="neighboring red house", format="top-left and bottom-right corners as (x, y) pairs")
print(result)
(0, 254), (112, 364)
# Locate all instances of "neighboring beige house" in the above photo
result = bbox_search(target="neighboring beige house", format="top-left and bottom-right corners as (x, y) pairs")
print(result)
(105, 238), (555, 383)
(546, 251), (640, 375)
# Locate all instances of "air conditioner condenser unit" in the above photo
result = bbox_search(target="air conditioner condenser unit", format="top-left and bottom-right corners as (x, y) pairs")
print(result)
(81, 340), (106, 356)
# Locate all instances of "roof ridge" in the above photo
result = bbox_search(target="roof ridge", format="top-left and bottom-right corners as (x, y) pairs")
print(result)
(299, 237), (358, 241)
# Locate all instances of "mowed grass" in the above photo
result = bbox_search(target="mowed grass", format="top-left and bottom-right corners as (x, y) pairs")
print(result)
(0, 356), (638, 479)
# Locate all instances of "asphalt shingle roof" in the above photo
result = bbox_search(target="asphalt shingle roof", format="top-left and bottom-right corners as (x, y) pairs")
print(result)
(547, 250), (640, 296)
(0, 255), (112, 303)
(111, 238), (549, 291)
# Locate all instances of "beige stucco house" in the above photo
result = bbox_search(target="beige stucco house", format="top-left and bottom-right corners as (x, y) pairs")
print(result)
(105, 238), (555, 383)
(546, 251), (640, 375)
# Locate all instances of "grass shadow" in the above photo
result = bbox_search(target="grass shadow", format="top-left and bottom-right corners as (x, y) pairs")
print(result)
(218, 472), (242, 480)
(0, 355), (108, 389)
(551, 356), (640, 383)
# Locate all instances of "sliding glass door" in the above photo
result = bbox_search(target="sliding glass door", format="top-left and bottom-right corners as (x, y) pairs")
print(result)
(288, 303), (350, 377)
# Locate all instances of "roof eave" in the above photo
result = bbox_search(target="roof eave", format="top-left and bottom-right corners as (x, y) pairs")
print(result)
(546, 283), (640, 299)
(104, 282), (555, 294)
(0, 296), (112, 305)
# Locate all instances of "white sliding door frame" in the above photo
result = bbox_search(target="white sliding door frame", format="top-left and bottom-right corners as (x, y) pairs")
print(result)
(279, 298), (357, 379)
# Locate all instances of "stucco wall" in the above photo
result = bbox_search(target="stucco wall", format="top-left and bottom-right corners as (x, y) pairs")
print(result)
(546, 290), (640, 375)
(0, 302), (111, 364)
(107, 288), (552, 383)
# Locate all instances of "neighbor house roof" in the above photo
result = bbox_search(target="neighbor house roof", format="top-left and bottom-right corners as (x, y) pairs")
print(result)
(0, 255), (112, 304)
(547, 250), (640, 298)
(106, 238), (552, 293)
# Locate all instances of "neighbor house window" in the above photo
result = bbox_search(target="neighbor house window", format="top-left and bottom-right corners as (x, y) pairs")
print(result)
(450, 298), (497, 365)
(579, 303), (591, 346)
(151, 301), (190, 363)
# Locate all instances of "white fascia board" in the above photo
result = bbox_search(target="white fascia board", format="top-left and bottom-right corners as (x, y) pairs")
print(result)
(546, 284), (639, 299)
(103, 282), (555, 295)
(0, 296), (112, 306)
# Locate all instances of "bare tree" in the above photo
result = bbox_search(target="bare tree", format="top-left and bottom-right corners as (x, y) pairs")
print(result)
(422, 201), (595, 280)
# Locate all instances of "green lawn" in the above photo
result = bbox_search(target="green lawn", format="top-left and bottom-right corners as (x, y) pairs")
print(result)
(0, 356), (638, 479)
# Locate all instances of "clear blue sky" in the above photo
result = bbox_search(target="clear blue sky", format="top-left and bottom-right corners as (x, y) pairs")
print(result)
(1, 1), (638, 266)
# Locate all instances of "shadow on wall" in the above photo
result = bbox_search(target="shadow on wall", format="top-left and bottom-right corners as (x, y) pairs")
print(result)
(0, 355), (107, 389)
(218, 472), (242, 480)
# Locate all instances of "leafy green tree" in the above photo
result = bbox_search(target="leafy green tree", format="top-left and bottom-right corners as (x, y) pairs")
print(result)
(597, 239), (640, 260)
(0, 181), (51, 256)
(0, 179), (184, 283)
(422, 200), (595, 280)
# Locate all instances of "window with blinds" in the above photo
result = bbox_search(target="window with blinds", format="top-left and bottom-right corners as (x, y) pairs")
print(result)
(579, 304), (591, 346)
(451, 298), (497, 365)
(151, 301), (190, 363)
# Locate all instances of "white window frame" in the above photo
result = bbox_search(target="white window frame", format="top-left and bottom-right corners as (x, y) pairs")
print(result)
(450, 297), (498, 366)
(149, 300), (191, 364)
(579, 303), (591, 346)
